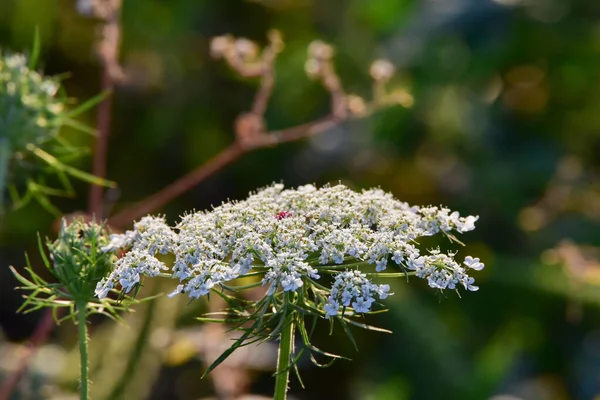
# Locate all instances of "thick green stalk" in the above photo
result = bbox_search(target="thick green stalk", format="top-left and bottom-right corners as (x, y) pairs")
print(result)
(0, 137), (10, 215)
(76, 302), (90, 400)
(273, 310), (295, 400)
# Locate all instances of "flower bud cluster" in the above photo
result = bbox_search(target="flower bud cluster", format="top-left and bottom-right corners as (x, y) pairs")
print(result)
(96, 184), (483, 317)
(47, 218), (116, 300)
(304, 40), (335, 80)
(210, 35), (259, 62)
(0, 52), (65, 150)
(370, 59), (395, 82)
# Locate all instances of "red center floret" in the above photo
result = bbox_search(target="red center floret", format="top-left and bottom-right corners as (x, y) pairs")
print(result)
(275, 211), (293, 220)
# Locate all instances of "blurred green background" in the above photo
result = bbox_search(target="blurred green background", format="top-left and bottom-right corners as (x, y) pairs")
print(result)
(1, 0), (600, 399)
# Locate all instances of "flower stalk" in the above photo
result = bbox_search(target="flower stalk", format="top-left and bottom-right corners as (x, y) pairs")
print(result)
(76, 301), (90, 400)
(274, 308), (295, 400)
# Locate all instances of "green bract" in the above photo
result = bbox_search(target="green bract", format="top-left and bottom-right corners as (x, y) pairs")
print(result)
(10, 218), (139, 322)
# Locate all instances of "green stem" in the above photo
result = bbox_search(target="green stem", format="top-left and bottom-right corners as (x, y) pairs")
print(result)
(364, 271), (417, 278)
(0, 138), (10, 215)
(274, 309), (295, 400)
(76, 302), (90, 400)
(315, 260), (373, 270)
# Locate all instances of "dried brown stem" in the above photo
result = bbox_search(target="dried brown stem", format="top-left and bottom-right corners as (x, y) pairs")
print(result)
(252, 31), (282, 115)
(321, 62), (346, 120)
(233, 31), (282, 149)
(88, 0), (123, 219)
(108, 36), (380, 228)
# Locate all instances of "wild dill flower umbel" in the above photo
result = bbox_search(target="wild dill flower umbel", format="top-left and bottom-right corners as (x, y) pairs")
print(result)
(96, 184), (484, 317)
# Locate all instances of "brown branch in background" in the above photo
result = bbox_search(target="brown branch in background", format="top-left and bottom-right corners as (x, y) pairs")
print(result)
(517, 155), (600, 233)
(109, 34), (412, 228)
(305, 40), (347, 120)
(251, 30), (282, 115)
(542, 240), (600, 324)
(88, 0), (124, 219)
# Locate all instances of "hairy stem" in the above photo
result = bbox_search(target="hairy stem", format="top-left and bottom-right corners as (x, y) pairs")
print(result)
(274, 309), (295, 400)
(77, 302), (90, 400)
(0, 137), (10, 215)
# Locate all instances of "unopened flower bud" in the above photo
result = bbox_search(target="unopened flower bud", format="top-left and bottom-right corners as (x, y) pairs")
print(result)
(370, 59), (395, 82)
(304, 58), (322, 79)
(210, 35), (233, 58)
(234, 38), (258, 60)
(308, 40), (334, 60)
(347, 95), (367, 116)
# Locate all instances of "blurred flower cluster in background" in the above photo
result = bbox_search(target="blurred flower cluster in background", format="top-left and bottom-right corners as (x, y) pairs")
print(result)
(0, 0), (599, 399)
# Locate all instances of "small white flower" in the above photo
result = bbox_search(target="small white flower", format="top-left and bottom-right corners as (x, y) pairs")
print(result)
(94, 279), (113, 299)
(457, 215), (479, 233)
(324, 270), (391, 318)
(101, 231), (136, 253)
(168, 284), (184, 298)
(352, 297), (375, 313)
(376, 284), (391, 299)
(464, 256), (484, 271)
(462, 276), (479, 291)
(324, 300), (340, 318)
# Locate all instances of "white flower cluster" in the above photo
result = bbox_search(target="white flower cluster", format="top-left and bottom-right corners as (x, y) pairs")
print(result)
(324, 270), (391, 318)
(95, 216), (175, 298)
(95, 184), (483, 317)
(409, 250), (484, 292)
